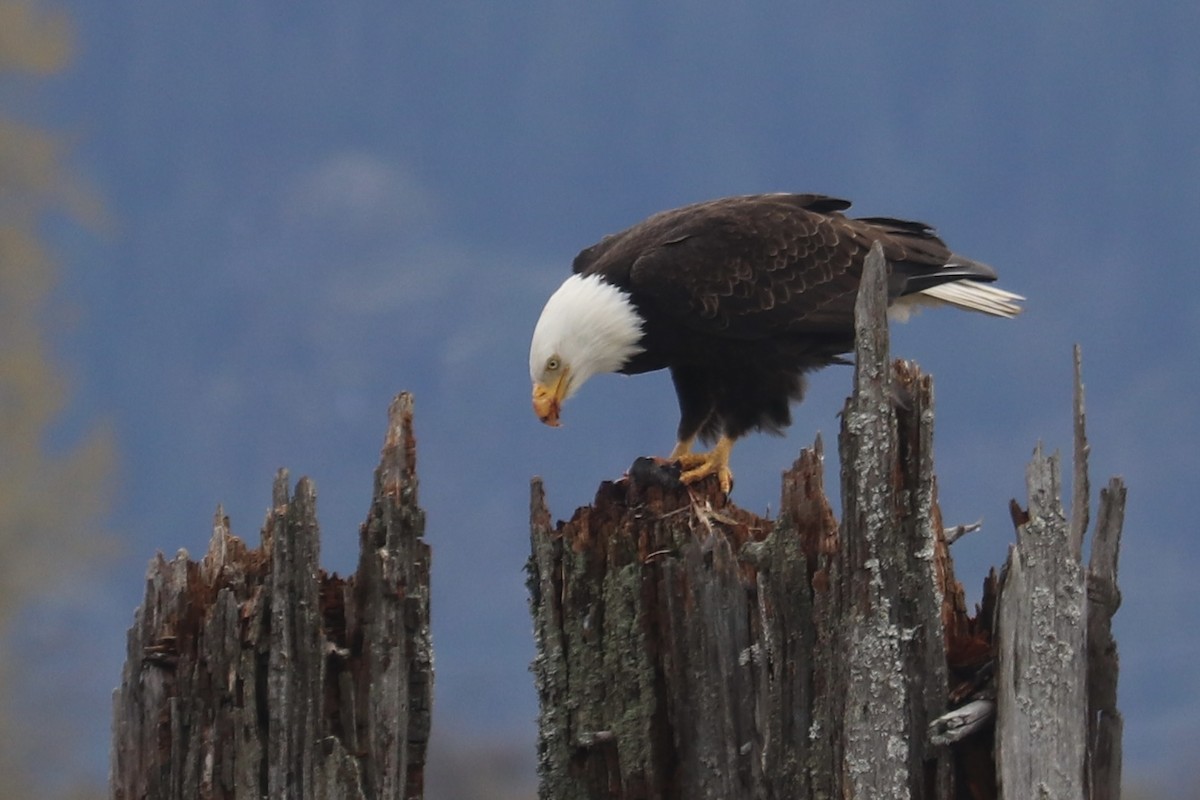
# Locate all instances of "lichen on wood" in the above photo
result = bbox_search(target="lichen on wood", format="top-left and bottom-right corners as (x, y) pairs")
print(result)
(994, 352), (1127, 800)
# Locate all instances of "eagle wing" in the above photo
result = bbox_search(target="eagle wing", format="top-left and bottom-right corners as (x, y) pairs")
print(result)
(573, 194), (995, 341)
(623, 195), (877, 339)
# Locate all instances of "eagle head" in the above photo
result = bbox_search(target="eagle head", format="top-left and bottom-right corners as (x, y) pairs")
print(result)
(529, 274), (645, 426)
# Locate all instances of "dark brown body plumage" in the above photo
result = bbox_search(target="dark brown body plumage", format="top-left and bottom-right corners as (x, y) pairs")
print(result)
(571, 193), (1001, 445)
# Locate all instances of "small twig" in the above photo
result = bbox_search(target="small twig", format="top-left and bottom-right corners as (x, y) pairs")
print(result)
(928, 699), (996, 746)
(943, 519), (984, 545)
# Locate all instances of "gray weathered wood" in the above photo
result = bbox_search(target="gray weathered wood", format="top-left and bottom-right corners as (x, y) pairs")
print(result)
(839, 243), (909, 799)
(839, 243), (951, 799)
(996, 446), (1088, 800)
(994, 351), (1127, 800)
(110, 393), (432, 800)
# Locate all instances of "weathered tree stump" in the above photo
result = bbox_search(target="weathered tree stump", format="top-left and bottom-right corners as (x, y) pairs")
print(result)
(994, 349), (1127, 800)
(527, 246), (1125, 799)
(110, 394), (432, 800)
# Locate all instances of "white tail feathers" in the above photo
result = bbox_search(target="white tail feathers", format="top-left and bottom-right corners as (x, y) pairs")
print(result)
(888, 280), (1025, 322)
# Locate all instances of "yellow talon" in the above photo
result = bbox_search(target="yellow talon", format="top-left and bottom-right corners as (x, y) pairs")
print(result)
(672, 436), (735, 494)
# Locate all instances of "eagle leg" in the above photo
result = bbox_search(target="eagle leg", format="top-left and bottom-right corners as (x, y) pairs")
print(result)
(668, 438), (696, 461)
(674, 435), (734, 494)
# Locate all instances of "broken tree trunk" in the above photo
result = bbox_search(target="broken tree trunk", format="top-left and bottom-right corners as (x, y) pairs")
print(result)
(994, 348), (1127, 800)
(110, 394), (432, 800)
(528, 245), (1126, 799)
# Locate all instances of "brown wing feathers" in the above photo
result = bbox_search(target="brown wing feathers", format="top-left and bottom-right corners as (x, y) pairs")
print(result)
(574, 194), (989, 337)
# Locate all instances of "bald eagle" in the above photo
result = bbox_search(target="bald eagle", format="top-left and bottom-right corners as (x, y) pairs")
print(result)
(529, 193), (1022, 492)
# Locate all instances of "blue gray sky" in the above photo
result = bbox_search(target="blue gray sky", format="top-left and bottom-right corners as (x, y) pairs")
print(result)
(16, 2), (1200, 795)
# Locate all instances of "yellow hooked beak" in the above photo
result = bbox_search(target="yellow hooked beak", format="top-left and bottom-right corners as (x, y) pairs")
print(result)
(532, 373), (568, 427)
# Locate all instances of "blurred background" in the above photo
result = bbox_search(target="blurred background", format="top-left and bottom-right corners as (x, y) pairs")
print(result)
(2, 2), (1197, 798)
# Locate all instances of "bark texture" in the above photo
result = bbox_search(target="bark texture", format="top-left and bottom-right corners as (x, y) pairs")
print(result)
(995, 446), (1087, 799)
(110, 393), (432, 800)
